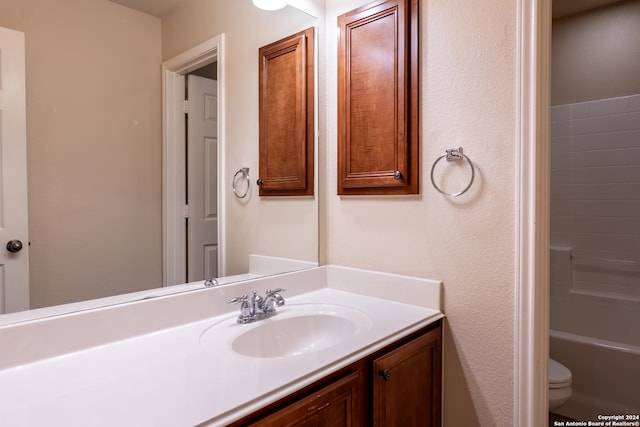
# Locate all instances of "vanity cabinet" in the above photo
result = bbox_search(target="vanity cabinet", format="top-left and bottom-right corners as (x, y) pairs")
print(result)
(372, 329), (441, 426)
(227, 320), (441, 427)
(245, 372), (361, 427)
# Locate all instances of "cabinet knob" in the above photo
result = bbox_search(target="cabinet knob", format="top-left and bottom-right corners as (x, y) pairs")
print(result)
(393, 171), (402, 180)
(378, 368), (392, 381)
(256, 179), (263, 186)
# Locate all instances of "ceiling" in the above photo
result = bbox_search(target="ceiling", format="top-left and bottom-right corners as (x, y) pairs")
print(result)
(108, 0), (187, 17)
(552, 0), (626, 19)
(108, 0), (629, 25)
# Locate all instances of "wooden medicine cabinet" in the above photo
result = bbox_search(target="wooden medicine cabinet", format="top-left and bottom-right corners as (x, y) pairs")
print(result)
(258, 27), (315, 196)
(338, 0), (419, 195)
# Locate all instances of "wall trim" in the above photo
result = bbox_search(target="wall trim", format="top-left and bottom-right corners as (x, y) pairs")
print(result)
(162, 34), (226, 286)
(514, 0), (551, 425)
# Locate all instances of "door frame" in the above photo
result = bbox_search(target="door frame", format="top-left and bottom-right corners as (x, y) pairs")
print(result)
(515, 0), (551, 425)
(162, 34), (226, 286)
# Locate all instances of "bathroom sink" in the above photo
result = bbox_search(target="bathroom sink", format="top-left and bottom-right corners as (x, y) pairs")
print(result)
(200, 303), (372, 358)
(232, 313), (357, 358)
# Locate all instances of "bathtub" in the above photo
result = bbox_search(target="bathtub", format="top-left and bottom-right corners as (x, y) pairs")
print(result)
(550, 330), (640, 420)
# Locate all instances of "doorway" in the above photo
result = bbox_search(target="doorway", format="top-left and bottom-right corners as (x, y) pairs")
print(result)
(162, 34), (226, 286)
(549, 1), (640, 419)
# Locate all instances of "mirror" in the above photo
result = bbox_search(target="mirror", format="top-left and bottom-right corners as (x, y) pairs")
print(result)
(0, 0), (319, 323)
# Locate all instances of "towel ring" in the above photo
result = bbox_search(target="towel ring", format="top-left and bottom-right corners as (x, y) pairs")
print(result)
(233, 167), (250, 199)
(430, 147), (475, 197)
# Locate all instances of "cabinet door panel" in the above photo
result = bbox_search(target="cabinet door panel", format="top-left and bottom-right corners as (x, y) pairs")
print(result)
(258, 27), (314, 196)
(248, 371), (360, 427)
(338, 0), (419, 195)
(372, 327), (441, 426)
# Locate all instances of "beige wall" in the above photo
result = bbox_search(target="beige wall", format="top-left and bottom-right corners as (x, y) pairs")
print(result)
(552, 0), (640, 105)
(322, 0), (517, 425)
(6, 0), (523, 423)
(0, 0), (163, 308)
(162, 1), (318, 275)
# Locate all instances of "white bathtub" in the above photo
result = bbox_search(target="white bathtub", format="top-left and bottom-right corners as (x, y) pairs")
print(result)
(550, 330), (640, 419)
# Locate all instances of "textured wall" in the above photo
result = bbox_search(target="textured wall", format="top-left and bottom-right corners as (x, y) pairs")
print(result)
(322, 0), (517, 425)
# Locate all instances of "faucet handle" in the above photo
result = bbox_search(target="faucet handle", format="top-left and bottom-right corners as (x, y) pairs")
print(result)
(228, 295), (253, 323)
(227, 295), (248, 305)
(266, 288), (286, 295)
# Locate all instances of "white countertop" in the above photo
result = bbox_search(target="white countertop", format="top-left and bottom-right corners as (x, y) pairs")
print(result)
(0, 266), (442, 426)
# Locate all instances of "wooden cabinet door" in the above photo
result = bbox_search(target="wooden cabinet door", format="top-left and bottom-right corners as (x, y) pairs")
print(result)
(247, 371), (361, 427)
(338, 0), (419, 195)
(372, 327), (442, 426)
(258, 27), (314, 196)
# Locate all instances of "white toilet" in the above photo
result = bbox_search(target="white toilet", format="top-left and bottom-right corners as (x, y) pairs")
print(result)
(549, 358), (573, 410)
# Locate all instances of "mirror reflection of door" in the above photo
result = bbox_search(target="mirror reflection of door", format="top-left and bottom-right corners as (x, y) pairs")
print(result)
(0, 26), (29, 314)
(186, 71), (218, 282)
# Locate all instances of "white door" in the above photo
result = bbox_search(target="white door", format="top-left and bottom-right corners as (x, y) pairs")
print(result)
(0, 26), (29, 313)
(186, 75), (218, 282)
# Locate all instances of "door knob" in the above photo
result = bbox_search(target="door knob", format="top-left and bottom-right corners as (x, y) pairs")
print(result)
(6, 240), (23, 253)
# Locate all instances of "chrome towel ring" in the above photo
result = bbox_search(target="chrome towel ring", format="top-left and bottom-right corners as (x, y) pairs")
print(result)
(233, 167), (250, 199)
(430, 147), (475, 197)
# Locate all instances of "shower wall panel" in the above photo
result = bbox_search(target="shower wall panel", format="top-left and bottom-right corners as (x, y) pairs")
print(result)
(550, 94), (640, 346)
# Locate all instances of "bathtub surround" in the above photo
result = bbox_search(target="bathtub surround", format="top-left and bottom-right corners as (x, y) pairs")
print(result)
(550, 94), (640, 418)
(550, 331), (640, 419)
(550, 95), (640, 345)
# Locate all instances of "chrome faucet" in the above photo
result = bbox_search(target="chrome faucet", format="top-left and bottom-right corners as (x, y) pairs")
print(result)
(226, 294), (252, 321)
(204, 277), (219, 287)
(227, 288), (286, 324)
(260, 288), (286, 314)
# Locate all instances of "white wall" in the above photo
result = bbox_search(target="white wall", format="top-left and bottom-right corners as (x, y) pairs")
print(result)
(322, 0), (517, 425)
